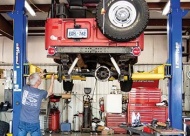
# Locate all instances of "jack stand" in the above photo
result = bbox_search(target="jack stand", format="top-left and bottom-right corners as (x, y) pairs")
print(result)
(61, 99), (72, 134)
(81, 88), (92, 133)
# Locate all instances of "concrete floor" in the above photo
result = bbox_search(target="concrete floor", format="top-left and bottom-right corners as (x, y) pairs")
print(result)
(44, 132), (127, 136)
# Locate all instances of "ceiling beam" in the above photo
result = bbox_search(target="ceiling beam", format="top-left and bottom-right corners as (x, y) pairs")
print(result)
(0, 14), (13, 40)
(0, 4), (50, 13)
(0, 3), (190, 13)
(148, 19), (190, 27)
(148, 2), (190, 10)
(148, 2), (166, 10)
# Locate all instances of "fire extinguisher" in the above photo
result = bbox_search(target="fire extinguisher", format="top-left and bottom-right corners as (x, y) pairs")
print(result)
(99, 97), (104, 120)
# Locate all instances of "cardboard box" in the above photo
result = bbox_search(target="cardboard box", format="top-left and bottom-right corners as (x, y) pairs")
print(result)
(105, 94), (122, 113)
(102, 129), (114, 135)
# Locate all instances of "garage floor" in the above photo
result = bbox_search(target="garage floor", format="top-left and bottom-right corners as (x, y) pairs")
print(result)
(44, 133), (127, 136)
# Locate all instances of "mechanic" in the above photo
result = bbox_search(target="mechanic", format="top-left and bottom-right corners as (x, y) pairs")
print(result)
(17, 72), (55, 136)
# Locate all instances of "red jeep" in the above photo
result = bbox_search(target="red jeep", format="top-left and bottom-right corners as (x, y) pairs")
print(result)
(45, 0), (149, 92)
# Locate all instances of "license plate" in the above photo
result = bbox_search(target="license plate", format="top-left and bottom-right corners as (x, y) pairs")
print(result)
(67, 29), (88, 38)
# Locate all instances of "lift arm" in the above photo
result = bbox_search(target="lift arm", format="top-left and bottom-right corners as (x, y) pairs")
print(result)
(24, 63), (170, 81)
(131, 64), (171, 80)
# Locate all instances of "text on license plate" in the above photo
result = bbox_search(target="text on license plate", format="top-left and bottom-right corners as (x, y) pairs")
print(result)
(67, 29), (88, 38)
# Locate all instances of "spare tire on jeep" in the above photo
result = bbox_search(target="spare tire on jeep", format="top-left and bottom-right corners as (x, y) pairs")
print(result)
(96, 0), (149, 42)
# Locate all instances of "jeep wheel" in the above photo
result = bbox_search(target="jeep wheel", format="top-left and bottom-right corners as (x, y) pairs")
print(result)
(63, 80), (74, 92)
(57, 64), (63, 83)
(120, 80), (133, 92)
(96, 0), (149, 42)
(120, 64), (133, 92)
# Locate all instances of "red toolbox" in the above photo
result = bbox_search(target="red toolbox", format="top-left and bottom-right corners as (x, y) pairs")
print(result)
(106, 113), (127, 134)
(129, 87), (161, 104)
(128, 104), (168, 124)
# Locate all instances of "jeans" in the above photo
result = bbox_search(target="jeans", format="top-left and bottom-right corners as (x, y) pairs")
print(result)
(17, 121), (41, 136)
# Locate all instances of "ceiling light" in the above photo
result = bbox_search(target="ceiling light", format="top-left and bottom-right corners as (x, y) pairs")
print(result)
(162, 0), (171, 16)
(25, 1), (36, 16)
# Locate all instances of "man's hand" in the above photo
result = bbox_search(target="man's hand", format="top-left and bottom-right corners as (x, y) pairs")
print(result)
(51, 74), (55, 83)
(39, 69), (45, 78)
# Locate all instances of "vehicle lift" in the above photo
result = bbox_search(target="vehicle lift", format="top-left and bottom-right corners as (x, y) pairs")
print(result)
(9, 0), (188, 135)
(167, 0), (189, 130)
(8, 0), (27, 135)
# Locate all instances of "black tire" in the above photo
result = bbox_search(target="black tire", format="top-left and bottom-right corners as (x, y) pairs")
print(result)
(96, 0), (149, 42)
(0, 121), (9, 136)
(63, 80), (74, 92)
(120, 64), (133, 92)
(120, 80), (133, 92)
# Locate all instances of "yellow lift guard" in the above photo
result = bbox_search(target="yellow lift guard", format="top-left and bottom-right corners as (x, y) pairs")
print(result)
(131, 64), (170, 80)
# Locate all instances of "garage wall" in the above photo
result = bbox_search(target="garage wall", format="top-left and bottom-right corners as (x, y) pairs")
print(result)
(0, 37), (13, 63)
(0, 35), (188, 125)
(139, 35), (168, 64)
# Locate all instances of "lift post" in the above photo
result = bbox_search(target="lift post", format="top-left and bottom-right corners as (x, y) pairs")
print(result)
(8, 0), (27, 135)
(167, 0), (189, 130)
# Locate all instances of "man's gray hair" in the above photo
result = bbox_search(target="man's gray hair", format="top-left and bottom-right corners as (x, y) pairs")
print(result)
(28, 73), (40, 86)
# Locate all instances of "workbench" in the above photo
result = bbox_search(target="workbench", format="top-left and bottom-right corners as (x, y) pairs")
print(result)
(119, 124), (185, 136)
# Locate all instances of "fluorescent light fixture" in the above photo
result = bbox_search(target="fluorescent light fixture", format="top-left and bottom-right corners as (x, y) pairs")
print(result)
(25, 1), (36, 16)
(162, 0), (171, 15)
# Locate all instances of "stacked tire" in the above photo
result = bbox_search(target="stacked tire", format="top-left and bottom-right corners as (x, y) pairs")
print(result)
(0, 121), (9, 136)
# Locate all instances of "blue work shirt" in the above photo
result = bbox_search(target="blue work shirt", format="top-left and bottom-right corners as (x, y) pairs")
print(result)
(20, 85), (48, 123)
